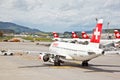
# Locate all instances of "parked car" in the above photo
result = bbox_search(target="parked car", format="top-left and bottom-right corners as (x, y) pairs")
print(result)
(0, 50), (14, 56)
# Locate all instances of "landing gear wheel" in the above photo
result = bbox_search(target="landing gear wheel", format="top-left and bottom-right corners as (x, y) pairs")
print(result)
(54, 55), (61, 66)
(10, 53), (13, 56)
(82, 61), (88, 66)
(4, 53), (7, 56)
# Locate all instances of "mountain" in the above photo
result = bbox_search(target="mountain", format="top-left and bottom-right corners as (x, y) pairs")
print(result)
(0, 21), (41, 33)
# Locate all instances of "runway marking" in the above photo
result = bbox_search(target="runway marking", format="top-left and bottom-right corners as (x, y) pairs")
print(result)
(49, 64), (91, 70)
(49, 66), (74, 69)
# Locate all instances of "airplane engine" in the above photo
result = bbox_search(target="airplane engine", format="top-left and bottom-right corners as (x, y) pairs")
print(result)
(39, 53), (50, 62)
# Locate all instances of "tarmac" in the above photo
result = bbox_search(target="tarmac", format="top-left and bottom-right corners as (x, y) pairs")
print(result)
(0, 42), (120, 80)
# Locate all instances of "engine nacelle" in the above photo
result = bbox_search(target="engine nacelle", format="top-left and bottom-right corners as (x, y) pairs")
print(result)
(39, 53), (50, 62)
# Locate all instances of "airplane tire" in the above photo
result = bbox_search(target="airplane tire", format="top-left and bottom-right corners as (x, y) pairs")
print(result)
(4, 53), (7, 56)
(10, 53), (13, 56)
(82, 61), (88, 66)
(54, 55), (61, 66)
(54, 61), (60, 66)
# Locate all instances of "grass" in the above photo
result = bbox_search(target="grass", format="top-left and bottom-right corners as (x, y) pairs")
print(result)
(22, 36), (52, 42)
(0, 36), (14, 42)
(0, 36), (52, 42)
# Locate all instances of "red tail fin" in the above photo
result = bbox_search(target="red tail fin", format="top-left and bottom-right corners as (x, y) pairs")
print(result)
(53, 32), (59, 38)
(90, 19), (103, 43)
(81, 31), (90, 39)
(114, 30), (120, 39)
(72, 32), (79, 38)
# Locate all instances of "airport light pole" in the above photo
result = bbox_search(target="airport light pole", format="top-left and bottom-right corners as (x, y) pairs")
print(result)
(95, 18), (98, 22)
(107, 22), (110, 39)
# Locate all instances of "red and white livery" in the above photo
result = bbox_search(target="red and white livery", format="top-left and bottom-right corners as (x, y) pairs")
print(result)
(114, 30), (120, 39)
(71, 32), (79, 38)
(39, 19), (105, 66)
(81, 31), (90, 39)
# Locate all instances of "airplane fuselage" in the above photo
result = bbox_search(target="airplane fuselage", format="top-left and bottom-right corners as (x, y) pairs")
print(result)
(49, 41), (103, 61)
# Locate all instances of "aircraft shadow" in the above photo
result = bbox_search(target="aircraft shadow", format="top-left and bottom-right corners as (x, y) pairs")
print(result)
(82, 64), (120, 73)
(18, 63), (53, 68)
(18, 63), (120, 73)
(64, 63), (120, 73)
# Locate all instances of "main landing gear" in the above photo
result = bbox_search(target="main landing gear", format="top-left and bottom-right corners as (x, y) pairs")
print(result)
(82, 61), (89, 66)
(53, 56), (89, 67)
(54, 55), (63, 66)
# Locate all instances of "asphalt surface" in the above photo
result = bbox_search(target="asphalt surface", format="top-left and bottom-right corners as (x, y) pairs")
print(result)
(0, 42), (120, 80)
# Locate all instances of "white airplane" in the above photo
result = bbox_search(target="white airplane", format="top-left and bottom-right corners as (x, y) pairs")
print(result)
(52, 32), (61, 41)
(52, 31), (90, 44)
(52, 31), (80, 42)
(71, 31), (79, 39)
(39, 19), (105, 66)
(75, 29), (120, 46)
(53, 31), (89, 44)
(81, 31), (90, 39)
(113, 30), (120, 47)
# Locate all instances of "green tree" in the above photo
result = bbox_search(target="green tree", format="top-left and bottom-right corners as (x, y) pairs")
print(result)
(0, 31), (3, 37)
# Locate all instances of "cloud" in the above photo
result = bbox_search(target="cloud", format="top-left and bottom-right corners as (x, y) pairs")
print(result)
(0, 0), (120, 32)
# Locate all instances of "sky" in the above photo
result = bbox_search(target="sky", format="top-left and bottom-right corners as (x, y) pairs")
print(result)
(0, 0), (120, 32)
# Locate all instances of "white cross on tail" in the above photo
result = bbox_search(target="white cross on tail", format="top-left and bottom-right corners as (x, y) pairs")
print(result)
(94, 27), (100, 40)
(116, 33), (120, 37)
